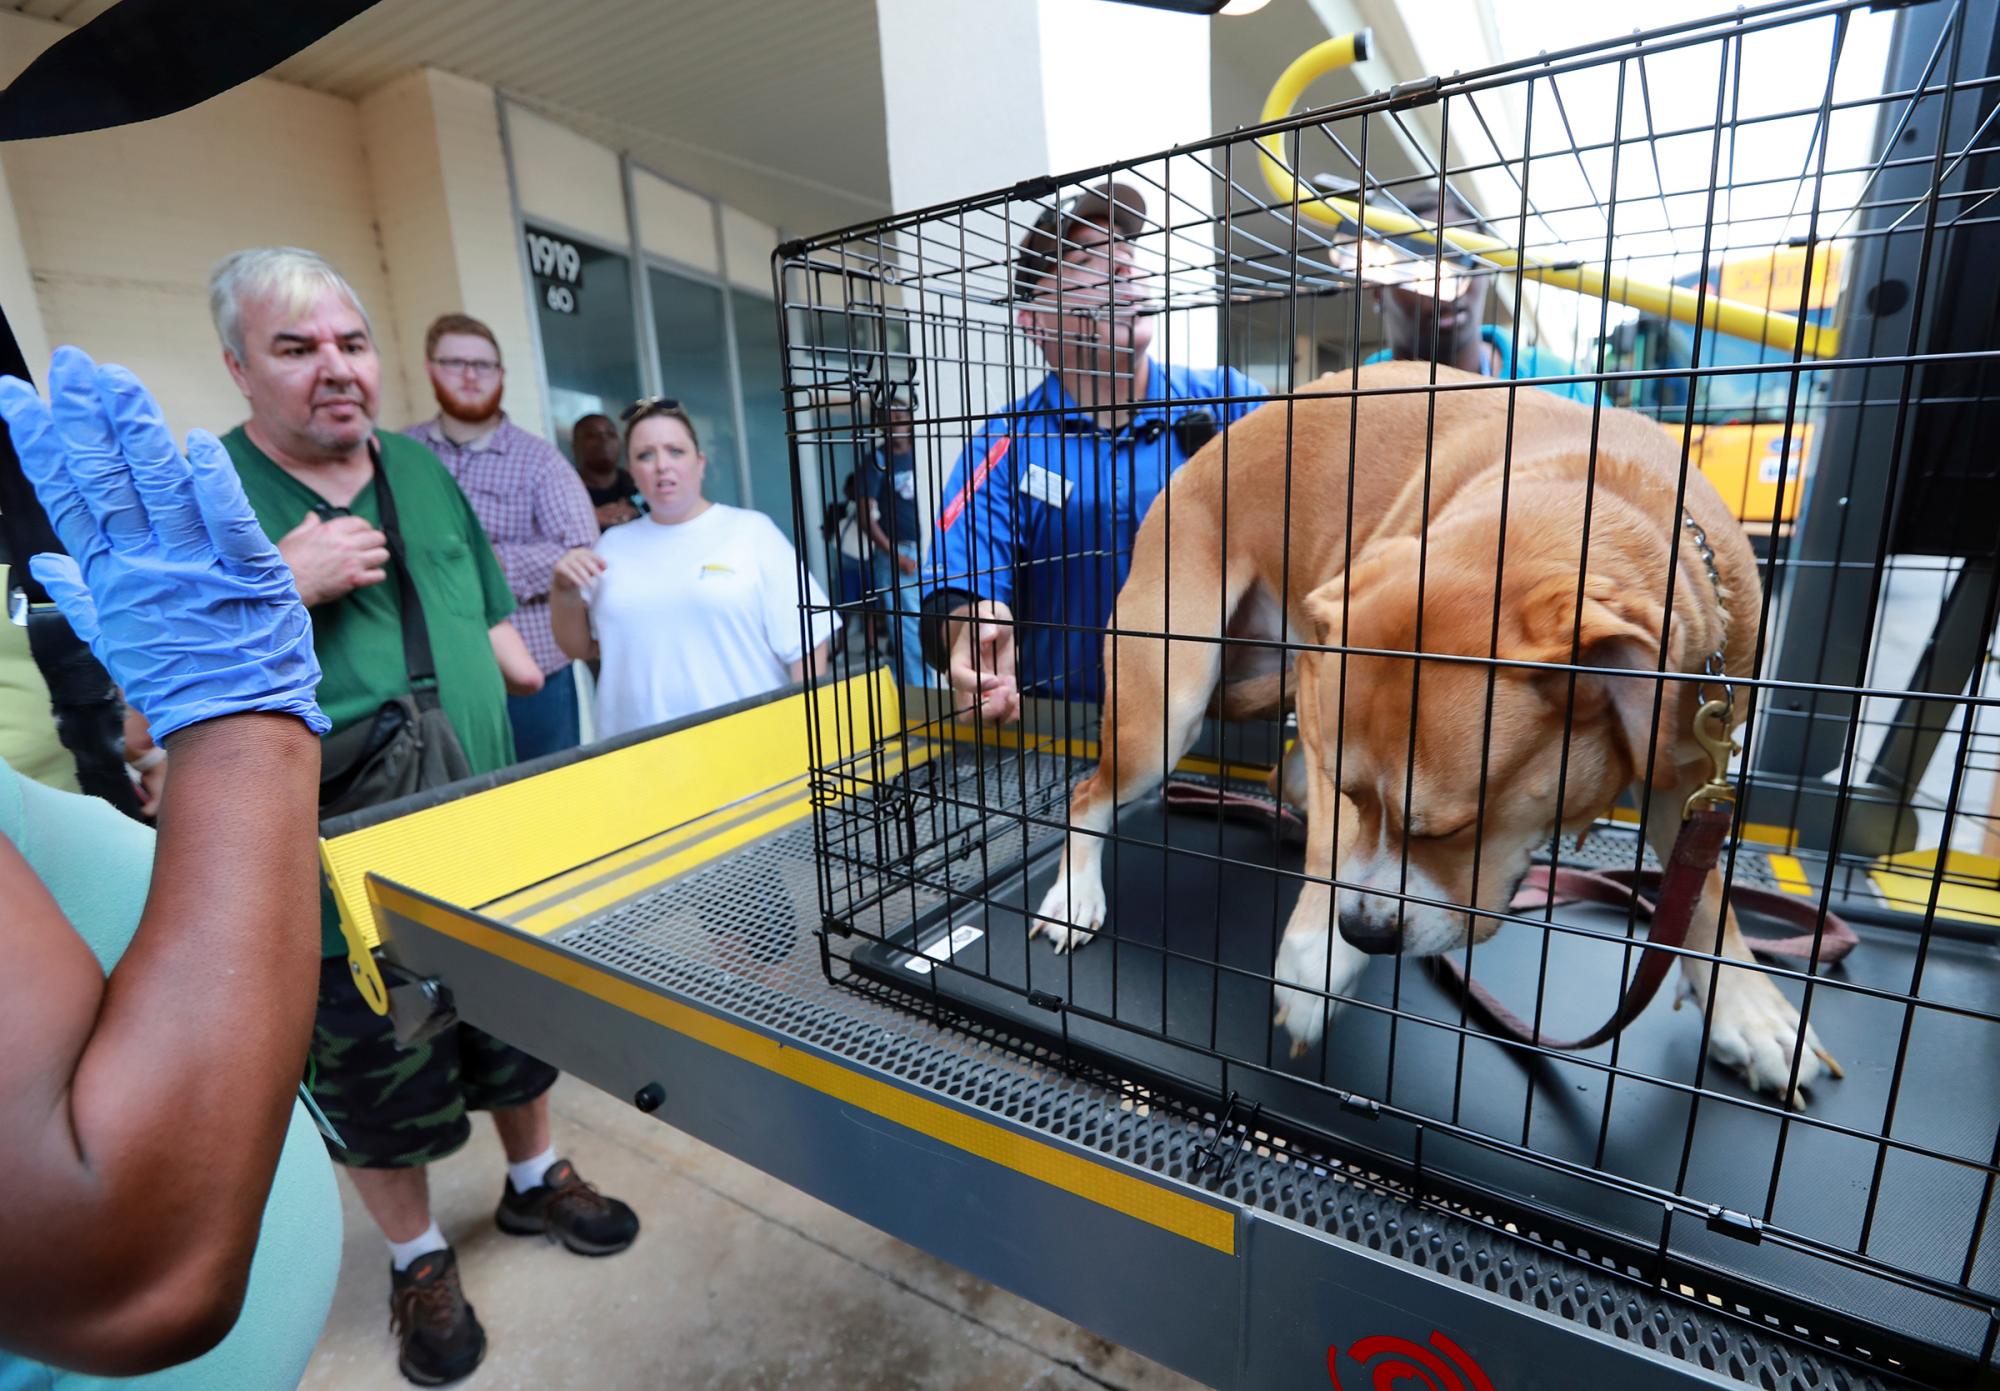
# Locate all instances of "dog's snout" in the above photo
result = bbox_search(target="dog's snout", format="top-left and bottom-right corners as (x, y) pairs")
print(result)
(1337, 908), (1402, 955)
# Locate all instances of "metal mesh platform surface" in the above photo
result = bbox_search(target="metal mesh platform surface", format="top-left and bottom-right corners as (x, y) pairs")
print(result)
(545, 799), (1939, 1391)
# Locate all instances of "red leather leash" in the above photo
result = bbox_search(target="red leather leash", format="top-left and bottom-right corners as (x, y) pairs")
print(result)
(1431, 808), (1855, 1051)
(1160, 777), (1856, 1051)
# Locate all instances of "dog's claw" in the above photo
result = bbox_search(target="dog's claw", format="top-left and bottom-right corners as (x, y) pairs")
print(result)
(1700, 968), (1838, 1109)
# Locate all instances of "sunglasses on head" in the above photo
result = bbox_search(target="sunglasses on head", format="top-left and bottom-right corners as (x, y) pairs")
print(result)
(620, 395), (684, 423)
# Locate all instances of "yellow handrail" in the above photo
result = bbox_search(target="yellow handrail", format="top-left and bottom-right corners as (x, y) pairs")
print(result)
(1255, 34), (1837, 359)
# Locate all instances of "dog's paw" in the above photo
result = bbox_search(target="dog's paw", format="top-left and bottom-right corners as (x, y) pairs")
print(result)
(1702, 967), (1842, 1110)
(1030, 872), (1106, 954)
(1272, 928), (1366, 1058)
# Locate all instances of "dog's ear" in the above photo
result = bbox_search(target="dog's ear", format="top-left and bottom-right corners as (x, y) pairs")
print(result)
(1301, 576), (1347, 649)
(1306, 536), (1420, 646)
(1522, 576), (1686, 780)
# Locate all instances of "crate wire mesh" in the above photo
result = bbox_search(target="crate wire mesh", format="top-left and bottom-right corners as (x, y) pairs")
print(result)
(777, 0), (2000, 1382)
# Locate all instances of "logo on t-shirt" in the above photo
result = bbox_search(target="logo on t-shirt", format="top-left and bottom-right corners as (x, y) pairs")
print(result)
(939, 436), (1011, 534)
(700, 563), (735, 579)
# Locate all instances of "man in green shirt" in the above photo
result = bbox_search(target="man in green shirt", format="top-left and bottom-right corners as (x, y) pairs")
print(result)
(208, 247), (640, 1387)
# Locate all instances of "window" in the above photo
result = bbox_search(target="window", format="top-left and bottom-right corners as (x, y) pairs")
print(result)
(648, 266), (742, 508)
(525, 225), (641, 456)
(731, 288), (795, 540)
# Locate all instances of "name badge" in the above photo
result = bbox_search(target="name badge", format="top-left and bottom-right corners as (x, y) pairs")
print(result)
(1018, 462), (1072, 508)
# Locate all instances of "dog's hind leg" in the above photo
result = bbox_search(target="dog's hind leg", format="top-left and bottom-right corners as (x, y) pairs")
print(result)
(1034, 524), (1239, 953)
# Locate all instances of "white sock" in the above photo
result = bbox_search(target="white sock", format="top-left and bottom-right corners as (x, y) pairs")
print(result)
(506, 1145), (559, 1195)
(387, 1220), (447, 1272)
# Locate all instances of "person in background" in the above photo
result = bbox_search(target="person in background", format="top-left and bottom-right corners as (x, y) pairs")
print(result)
(0, 347), (338, 1388)
(571, 411), (642, 531)
(0, 560), (80, 795)
(918, 182), (1267, 722)
(550, 397), (837, 739)
(828, 470), (885, 654)
(858, 404), (924, 683)
(207, 247), (637, 1388)
(406, 313), (599, 762)
(1358, 184), (1590, 401)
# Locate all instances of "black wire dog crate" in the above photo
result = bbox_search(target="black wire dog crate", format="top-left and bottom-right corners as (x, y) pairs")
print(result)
(778, 0), (1999, 1384)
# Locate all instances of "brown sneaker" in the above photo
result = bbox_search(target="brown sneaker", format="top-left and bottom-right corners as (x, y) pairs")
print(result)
(495, 1156), (640, 1256)
(387, 1246), (486, 1386)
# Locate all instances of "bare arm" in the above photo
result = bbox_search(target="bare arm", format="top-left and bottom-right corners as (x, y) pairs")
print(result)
(488, 620), (545, 695)
(943, 599), (1020, 723)
(550, 546), (605, 664)
(0, 714), (321, 1373)
(863, 500), (895, 557)
(493, 460), (601, 604)
(786, 638), (831, 685)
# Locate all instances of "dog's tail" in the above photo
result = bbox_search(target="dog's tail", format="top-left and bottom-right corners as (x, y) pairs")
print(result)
(1210, 663), (1298, 720)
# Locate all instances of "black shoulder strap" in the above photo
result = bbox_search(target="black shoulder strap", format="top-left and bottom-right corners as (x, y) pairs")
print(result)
(367, 439), (442, 710)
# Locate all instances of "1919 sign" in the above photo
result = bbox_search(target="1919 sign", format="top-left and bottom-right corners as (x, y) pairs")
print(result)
(526, 230), (582, 314)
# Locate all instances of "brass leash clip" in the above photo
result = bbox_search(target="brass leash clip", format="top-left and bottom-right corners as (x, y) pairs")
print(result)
(1684, 697), (1739, 820)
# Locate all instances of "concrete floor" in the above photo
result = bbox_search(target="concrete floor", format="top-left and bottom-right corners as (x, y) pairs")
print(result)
(300, 1076), (1202, 1391)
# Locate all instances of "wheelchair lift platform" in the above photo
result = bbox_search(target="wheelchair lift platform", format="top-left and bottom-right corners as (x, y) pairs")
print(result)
(321, 673), (1990, 1391)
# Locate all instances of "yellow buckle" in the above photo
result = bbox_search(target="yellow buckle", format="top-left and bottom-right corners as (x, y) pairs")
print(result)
(1684, 697), (1740, 820)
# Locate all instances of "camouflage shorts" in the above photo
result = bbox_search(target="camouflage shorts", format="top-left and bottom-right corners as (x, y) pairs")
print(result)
(308, 955), (559, 1169)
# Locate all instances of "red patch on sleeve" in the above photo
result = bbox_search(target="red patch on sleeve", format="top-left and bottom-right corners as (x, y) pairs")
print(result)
(938, 436), (1011, 534)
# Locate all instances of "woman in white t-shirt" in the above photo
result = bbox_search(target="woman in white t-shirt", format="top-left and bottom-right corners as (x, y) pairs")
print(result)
(551, 398), (837, 739)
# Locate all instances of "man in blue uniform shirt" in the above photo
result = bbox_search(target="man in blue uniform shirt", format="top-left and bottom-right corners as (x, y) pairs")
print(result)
(918, 182), (1266, 720)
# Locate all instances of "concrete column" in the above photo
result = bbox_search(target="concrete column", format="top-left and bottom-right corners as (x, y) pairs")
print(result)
(0, 13), (52, 376)
(871, 0), (1227, 543)
(874, 0), (1054, 538)
(0, 160), (51, 376)
(360, 67), (548, 438)
(1039, 0), (1217, 372)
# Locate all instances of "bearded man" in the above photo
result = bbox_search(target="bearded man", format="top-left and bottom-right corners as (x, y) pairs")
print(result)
(406, 313), (598, 759)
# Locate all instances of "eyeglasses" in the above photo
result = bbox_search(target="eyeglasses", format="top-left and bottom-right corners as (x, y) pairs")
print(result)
(432, 356), (502, 378)
(620, 395), (682, 422)
(620, 395), (685, 423)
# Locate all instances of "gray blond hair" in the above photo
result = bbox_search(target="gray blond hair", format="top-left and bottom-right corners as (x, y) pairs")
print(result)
(208, 247), (373, 359)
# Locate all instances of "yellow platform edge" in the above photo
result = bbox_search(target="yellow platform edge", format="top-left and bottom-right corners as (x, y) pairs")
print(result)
(370, 878), (1237, 1258)
(322, 668), (903, 959)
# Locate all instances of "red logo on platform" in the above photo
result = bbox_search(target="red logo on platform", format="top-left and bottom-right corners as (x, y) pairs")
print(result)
(1327, 1331), (1497, 1390)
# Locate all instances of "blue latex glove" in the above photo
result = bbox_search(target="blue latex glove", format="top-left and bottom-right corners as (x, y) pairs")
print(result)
(0, 347), (328, 741)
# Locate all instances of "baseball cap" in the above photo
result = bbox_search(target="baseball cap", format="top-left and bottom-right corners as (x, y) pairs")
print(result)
(1014, 180), (1148, 302)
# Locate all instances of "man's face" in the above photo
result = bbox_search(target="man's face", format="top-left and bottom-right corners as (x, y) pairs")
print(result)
(1378, 267), (1488, 364)
(427, 331), (504, 423)
(884, 408), (914, 455)
(224, 284), (379, 461)
(1019, 219), (1154, 376)
(573, 413), (621, 471)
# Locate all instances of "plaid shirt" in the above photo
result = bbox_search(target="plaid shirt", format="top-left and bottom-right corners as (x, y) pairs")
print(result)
(404, 414), (598, 676)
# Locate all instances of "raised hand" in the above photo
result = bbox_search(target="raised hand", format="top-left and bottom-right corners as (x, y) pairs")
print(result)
(0, 346), (327, 741)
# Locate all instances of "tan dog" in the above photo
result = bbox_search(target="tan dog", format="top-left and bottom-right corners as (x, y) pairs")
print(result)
(1032, 360), (1839, 1108)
